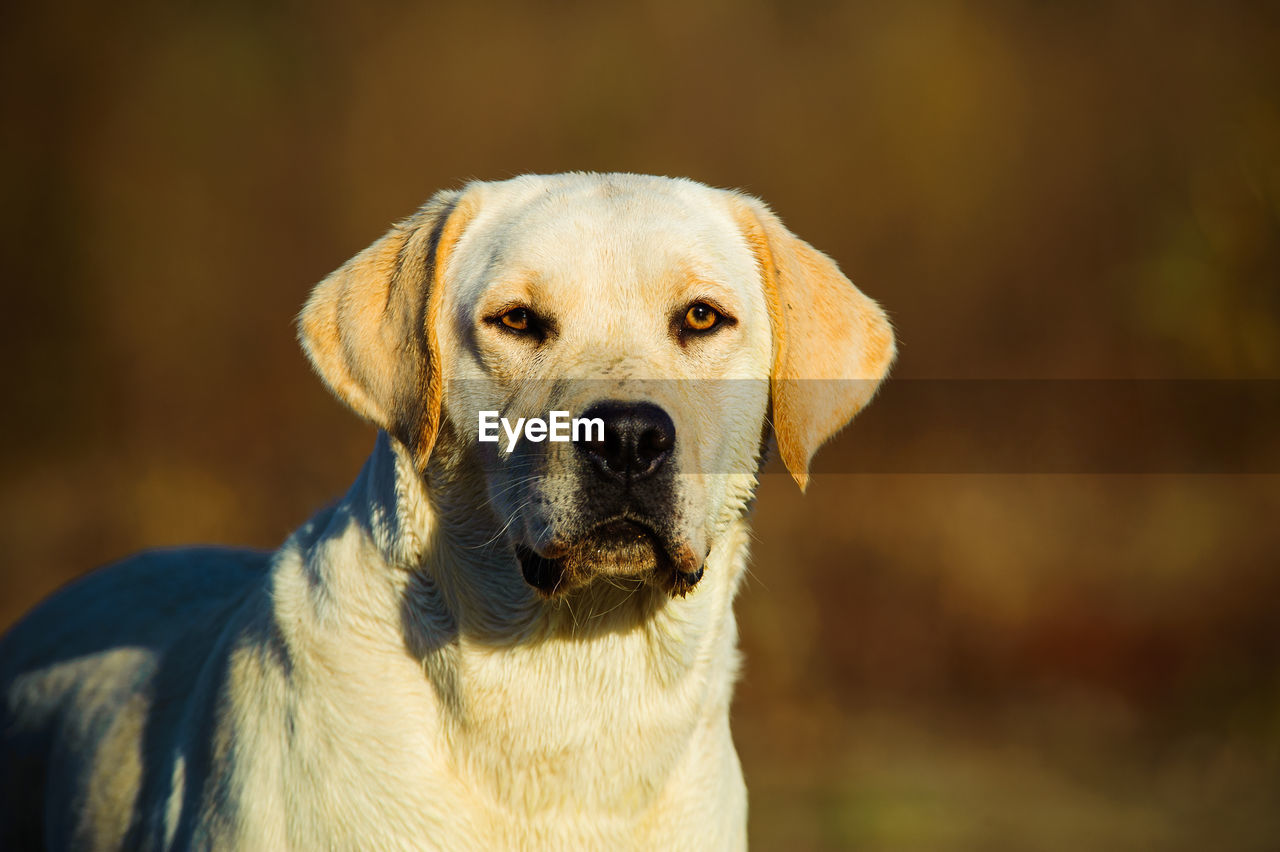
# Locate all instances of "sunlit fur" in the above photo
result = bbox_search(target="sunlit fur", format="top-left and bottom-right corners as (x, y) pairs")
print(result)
(0, 173), (893, 850)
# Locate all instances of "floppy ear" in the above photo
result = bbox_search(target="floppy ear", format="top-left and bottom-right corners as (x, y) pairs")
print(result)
(733, 195), (896, 491)
(297, 189), (473, 470)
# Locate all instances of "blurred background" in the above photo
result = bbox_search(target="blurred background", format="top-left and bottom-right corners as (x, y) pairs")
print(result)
(2, 1), (1278, 848)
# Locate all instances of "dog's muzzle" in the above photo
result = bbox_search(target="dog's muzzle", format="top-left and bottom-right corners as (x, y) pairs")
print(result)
(515, 399), (703, 597)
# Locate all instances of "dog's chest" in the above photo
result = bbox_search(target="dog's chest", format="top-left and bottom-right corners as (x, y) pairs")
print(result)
(261, 626), (728, 849)
(449, 633), (705, 804)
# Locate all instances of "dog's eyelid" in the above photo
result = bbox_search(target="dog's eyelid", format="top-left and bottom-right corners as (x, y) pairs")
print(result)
(483, 299), (531, 320)
(678, 297), (738, 328)
(685, 296), (736, 323)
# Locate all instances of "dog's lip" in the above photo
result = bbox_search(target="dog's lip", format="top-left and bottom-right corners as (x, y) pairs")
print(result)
(515, 517), (705, 595)
(584, 516), (676, 566)
(590, 516), (660, 542)
(525, 515), (661, 557)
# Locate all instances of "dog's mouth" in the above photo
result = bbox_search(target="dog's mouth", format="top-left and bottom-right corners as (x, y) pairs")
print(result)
(517, 518), (704, 598)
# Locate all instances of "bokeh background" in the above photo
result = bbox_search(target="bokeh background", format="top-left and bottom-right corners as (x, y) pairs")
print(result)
(3, 1), (1279, 848)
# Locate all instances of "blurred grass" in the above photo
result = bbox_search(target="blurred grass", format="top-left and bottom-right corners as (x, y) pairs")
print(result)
(739, 472), (1280, 849)
(2, 0), (1278, 848)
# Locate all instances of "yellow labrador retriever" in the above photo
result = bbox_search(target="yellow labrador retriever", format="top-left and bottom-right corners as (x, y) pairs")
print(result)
(0, 173), (893, 850)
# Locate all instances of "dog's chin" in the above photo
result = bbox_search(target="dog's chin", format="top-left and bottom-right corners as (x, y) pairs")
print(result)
(517, 520), (705, 599)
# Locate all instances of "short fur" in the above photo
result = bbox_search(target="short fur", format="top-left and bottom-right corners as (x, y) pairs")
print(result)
(0, 173), (893, 850)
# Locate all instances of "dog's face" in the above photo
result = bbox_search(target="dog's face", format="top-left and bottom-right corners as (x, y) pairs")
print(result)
(436, 176), (773, 595)
(299, 174), (894, 598)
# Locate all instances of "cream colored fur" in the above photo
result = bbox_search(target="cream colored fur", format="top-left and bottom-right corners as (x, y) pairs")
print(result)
(0, 173), (893, 850)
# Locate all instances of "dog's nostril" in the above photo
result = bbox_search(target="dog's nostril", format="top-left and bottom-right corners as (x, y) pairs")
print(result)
(576, 400), (676, 484)
(637, 426), (672, 464)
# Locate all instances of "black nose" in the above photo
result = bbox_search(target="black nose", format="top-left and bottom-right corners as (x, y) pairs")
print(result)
(576, 400), (675, 484)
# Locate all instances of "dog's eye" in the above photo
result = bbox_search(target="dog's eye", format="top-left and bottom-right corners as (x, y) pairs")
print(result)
(682, 303), (721, 333)
(499, 307), (534, 333)
(488, 305), (553, 341)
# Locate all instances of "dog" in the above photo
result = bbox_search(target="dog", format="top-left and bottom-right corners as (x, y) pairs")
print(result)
(0, 173), (894, 850)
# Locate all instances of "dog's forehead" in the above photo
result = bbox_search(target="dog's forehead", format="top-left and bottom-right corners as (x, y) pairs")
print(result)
(447, 175), (759, 306)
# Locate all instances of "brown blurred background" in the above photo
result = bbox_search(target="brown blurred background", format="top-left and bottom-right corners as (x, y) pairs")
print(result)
(3, 1), (1279, 848)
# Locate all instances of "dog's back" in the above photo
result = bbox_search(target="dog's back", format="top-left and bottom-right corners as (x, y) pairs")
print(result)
(0, 548), (270, 850)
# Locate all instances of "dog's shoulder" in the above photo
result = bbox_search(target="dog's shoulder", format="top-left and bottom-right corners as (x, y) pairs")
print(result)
(2, 546), (271, 682)
(0, 547), (273, 846)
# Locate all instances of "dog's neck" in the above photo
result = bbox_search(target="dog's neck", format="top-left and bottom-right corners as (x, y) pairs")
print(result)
(279, 431), (748, 817)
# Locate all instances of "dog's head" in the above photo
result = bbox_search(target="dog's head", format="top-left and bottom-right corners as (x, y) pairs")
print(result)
(299, 174), (894, 597)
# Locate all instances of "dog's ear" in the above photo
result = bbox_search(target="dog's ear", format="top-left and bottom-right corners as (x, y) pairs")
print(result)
(732, 195), (896, 491)
(298, 189), (475, 470)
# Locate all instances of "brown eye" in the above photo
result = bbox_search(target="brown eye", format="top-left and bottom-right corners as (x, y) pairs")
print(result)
(500, 307), (532, 332)
(683, 302), (720, 332)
